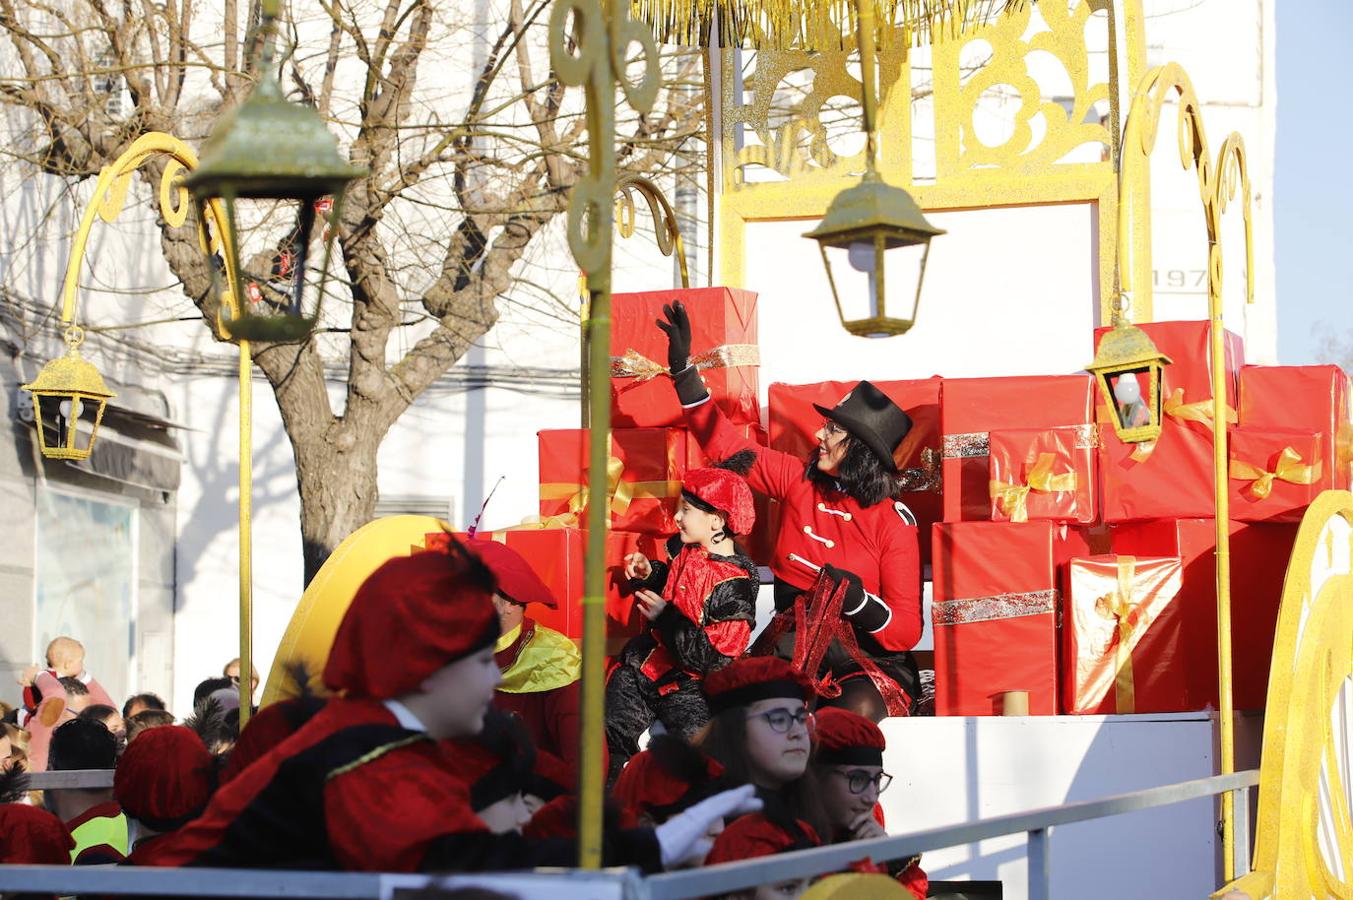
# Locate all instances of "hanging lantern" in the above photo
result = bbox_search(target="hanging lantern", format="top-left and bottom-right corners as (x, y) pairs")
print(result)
(185, 0), (363, 343)
(803, 173), (945, 337)
(21, 327), (115, 460)
(1085, 319), (1173, 443)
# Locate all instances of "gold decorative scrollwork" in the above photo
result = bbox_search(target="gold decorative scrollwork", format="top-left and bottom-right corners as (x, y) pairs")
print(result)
(615, 174), (690, 287)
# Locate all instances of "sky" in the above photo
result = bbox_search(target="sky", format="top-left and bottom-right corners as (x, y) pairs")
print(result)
(1274, 1), (1353, 365)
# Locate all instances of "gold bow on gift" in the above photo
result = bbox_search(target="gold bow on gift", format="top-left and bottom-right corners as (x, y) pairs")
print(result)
(1093, 556), (1144, 714)
(609, 344), (760, 382)
(538, 439), (682, 528)
(1122, 387), (1239, 463)
(989, 452), (1078, 523)
(1229, 445), (1322, 500)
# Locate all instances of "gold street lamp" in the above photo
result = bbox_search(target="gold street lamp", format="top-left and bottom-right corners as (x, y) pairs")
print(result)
(184, 0), (363, 344)
(803, 0), (944, 337)
(21, 326), (115, 460)
(1085, 304), (1172, 444)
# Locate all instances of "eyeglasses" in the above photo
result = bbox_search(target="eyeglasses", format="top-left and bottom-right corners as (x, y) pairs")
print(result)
(831, 768), (893, 795)
(746, 707), (815, 734)
(821, 419), (846, 438)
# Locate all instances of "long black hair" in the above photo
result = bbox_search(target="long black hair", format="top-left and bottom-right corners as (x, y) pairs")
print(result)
(806, 432), (899, 508)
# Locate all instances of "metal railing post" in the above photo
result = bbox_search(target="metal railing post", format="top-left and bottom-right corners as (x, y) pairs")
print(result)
(1027, 828), (1051, 900)
(1233, 785), (1251, 877)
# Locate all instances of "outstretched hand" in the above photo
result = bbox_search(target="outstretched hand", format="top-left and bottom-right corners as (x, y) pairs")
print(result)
(656, 301), (692, 374)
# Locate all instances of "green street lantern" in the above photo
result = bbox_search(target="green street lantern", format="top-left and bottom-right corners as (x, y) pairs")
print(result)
(21, 327), (115, 460)
(804, 172), (945, 337)
(186, 0), (364, 343)
(1086, 318), (1173, 444)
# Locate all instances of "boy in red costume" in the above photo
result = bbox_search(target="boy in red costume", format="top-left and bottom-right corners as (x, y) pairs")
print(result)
(605, 458), (759, 782)
(143, 543), (757, 872)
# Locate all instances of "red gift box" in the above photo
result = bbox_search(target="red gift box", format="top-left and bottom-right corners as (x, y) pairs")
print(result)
(537, 428), (686, 535)
(1107, 519), (1299, 709)
(1093, 321), (1243, 438)
(610, 287), (759, 428)
(1228, 428), (1328, 522)
(1239, 364), (1352, 489)
(988, 426), (1098, 524)
(931, 521), (1064, 715)
(1098, 417), (1217, 522)
(940, 375), (1095, 522)
(1063, 554), (1186, 714)
(769, 378), (942, 557)
(433, 528), (663, 650)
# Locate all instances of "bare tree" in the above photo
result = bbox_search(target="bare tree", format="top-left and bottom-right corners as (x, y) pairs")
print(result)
(0, 0), (703, 580)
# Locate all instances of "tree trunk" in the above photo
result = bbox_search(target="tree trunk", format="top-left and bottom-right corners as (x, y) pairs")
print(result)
(293, 428), (382, 585)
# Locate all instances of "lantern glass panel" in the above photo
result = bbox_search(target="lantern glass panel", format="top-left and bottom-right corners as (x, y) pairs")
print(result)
(820, 236), (928, 337)
(33, 391), (106, 459)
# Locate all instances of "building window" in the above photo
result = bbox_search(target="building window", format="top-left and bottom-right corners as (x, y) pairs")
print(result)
(34, 488), (137, 704)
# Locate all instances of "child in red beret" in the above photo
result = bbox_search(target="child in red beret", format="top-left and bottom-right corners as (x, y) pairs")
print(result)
(605, 454), (760, 783)
(115, 725), (216, 865)
(811, 708), (926, 899)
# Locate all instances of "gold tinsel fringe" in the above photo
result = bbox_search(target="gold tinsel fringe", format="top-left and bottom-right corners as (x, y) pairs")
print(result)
(630, 0), (1027, 51)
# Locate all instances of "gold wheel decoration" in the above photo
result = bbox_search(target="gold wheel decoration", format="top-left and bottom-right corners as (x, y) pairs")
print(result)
(548, 0), (661, 868)
(1216, 491), (1353, 899)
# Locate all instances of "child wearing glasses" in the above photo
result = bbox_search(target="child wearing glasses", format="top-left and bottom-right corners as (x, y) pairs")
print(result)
(812, 707), (927, 899)
(697, 657), (829, 861)
(605, 458), (760, 784)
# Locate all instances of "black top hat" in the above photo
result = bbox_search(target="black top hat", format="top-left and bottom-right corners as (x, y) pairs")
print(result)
(812, 380), (912, 473)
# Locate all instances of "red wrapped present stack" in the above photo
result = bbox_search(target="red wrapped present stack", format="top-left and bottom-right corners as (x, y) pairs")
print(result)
(537, 428), (686, 534)
(988, 426), (1097, 524)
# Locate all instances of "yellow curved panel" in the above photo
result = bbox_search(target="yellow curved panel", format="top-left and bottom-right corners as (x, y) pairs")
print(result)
(802, 872), (913, 900)
(259, 515), (449, 706)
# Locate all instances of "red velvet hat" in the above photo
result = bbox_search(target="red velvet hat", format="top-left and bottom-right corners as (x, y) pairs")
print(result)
(463, 539), (558, 608)
(704, 813), (820, 865)
(682, 467), (755, 535)
(324, 547), (500, 699)
(703, 656), (816, 714)
(0, 804), (75, 864)
(612, 735), (726, 826)
(813, 707), (886, 767)
(115, 725), (215, 831)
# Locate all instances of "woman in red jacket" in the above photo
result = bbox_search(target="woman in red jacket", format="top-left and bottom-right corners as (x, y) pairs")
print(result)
(659, 302), (923, 720)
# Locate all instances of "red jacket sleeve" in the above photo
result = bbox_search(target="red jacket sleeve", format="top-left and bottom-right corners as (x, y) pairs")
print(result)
(869, 518), (922, 651)
(684, 399), (800, 501)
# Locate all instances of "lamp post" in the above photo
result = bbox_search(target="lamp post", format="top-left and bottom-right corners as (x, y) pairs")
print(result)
(803, 0), (944, 337)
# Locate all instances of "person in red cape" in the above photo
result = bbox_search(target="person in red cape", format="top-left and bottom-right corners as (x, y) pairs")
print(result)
(705, 813), (820, 900)
(142, 542), (758, 872)
(115, 726), (216, 865)
(612, 734), (729, 829)
(464, 539), (589, 783)
(811, 708), (926, 899)
(605, 458), (759, 782)
(659, 302), (923, 721)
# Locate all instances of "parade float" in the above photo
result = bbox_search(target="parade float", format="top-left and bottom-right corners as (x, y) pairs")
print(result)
(13, 0), (1349, 897)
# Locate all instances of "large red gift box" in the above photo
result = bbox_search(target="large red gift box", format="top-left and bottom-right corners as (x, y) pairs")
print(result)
(1063, 554), (1186, 714)
(434, 529), (662, 649)
(1099, 416), (1216, 522)
(988, 426), (1098, 524)
(769, 378), (942, 557)
(1108, 519), (1299, 709)
(1227, 428), (1328, 522)
(1093, 320), (1244, 436)
(537, 428), (686, 535)
(940, 375), (1095, 522)
(610, 287), (759, 428)
(931, 521), (1088, 716)
(1238, 364), (1351, 489)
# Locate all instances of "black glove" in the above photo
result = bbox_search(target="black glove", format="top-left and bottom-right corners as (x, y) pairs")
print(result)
(656, 301), (692, 373)
(824, 564), (891, 633)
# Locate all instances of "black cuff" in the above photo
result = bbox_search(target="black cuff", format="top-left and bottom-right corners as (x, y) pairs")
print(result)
(843, 593), (892, 633)
(630, 559), (667, 594)
(672, 366), (710, 406)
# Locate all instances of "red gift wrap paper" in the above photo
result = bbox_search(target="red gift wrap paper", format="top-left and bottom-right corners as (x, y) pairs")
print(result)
(930, 521), (1090, 716)
(987, 426), (1098, 524)
(434, 529), (662, 650)
(610, 287), (759, 428)
(1063, 554), (1186, 714)
(537, 428), (686, 535)
(1098, 415), (1217, 522)
(940, 375), (1094, 522)
(769, 378), (942, 558)
(1107, 519), (1299, 709)
(1227, 428), (1328, 522)
(1238, 364), (1352, 490)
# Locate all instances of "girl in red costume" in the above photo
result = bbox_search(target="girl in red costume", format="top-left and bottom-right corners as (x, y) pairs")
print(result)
(605, 458), (759, 783)
(659, 302), (923, 721)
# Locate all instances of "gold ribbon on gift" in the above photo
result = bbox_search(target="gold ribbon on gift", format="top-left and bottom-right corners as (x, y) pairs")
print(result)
(1120, 388), (1239, 463)
(609, 343), (760, 382)
(538, 437), (682, 527)
(1228, 445), (1322, 500)
(989, 452), (1079, 523)
(1093, 556), (1142, 714)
